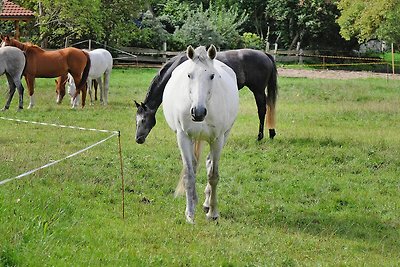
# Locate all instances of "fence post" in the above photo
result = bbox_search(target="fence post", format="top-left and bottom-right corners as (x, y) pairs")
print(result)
(298, 49), (303, 65)
(89, 39), (92, 51)
(64, 37), (69, 48)
(273, 43), (278, 60)
(391, 43), (395, 75)
(163, 42), (167, 62)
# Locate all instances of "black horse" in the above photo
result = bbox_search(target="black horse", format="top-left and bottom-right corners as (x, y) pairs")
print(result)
(135, 49), (278, 144)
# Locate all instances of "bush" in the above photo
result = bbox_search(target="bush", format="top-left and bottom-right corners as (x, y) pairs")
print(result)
(242, 32), (264, 50)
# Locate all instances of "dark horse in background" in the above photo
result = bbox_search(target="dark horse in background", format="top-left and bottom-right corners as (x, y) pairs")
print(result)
(135, 48), (278, 143)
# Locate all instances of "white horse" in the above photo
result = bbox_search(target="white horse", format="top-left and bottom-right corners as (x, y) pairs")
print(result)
(68, 48), (113, 107)
(162, 45), (239, 223)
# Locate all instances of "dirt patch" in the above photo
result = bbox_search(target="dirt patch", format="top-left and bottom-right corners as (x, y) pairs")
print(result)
(278, 68), (400, 80)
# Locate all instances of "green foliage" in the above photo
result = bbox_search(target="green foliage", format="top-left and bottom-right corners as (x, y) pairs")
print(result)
(337, 0), (400, 43)
(173, 4), (247, 50)
(242, 32), (264, 50)
(266, 0), (343, 49)
(15, 0), (104, 47)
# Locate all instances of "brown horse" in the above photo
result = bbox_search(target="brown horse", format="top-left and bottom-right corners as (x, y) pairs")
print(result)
(0, 36), (91, 108)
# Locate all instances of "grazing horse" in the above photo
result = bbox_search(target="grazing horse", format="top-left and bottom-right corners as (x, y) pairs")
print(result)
(1, 35), (91, 108)
(0, 46), (26, 110)
(135, 48), (277, 144)
(57, 48), (113, 107)
(163, 45), (239, 223)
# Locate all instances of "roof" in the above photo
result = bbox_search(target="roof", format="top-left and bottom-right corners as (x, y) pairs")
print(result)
(0, 0), (35, 20)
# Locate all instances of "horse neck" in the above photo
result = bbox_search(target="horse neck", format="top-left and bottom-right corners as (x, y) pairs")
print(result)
(10, 39), (29, 51)
(143, 78), (164, 110)
(144, 53), (187, 110)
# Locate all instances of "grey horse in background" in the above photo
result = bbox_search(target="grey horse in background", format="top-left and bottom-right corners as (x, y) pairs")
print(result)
(0, 46), (26, 110)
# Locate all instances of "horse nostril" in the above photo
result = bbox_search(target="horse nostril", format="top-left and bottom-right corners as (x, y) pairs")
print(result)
(191, 107), (207, 121)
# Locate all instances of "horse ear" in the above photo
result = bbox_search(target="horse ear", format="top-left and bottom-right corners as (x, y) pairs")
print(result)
(134, 100), (140, 108)
(55, 79), (59, 85)
(187, 45), (195, 60)
(208, 45), (217, 60)
(141, 102), (147, 111)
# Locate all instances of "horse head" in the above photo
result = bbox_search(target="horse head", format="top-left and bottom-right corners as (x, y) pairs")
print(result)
(135, 100), (156, 144)
(0, 35), (11, 47)
(186, 45), (217, 122)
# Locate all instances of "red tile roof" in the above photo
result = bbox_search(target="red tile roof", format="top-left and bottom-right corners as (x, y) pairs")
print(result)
(0, 0), (35, 20)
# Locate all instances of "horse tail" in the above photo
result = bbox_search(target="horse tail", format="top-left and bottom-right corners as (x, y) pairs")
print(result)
(78, 51), (91, 89)
(265, 53), (278, 138)
(174, 140), (204, 197)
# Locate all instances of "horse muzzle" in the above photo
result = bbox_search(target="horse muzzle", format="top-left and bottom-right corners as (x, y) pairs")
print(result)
(191, 106), (207, 122)
(136, 135), (146, 144)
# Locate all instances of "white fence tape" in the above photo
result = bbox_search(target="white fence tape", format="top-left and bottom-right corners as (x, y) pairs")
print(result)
(0, 116), (118, 134)
(0, 116), (119, 186)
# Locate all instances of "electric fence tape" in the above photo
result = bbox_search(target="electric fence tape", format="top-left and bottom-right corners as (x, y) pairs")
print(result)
(0, 116), (119, 185)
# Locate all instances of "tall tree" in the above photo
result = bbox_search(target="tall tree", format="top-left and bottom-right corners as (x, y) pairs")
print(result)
(14, 0), (104, 47)
(337, 0), (400, 44)
(266, 0), (342, 49)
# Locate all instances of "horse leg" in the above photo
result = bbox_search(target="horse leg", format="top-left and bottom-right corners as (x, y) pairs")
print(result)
(253, 90), (267, 141)
(103, 71), (110, 105)
(2, 73), (17, 111)
(81, 83), (87, 108)
(203, 136), (224, 221)
(72, 73), (87, 108)
(14, 78), (25, 110)
(87, 78), (94, 105)
(25, 75), (35, 109)
(93, 80), (98, 101)
(97, 77), (104, 105)
(176, 131), (197, 224)
(267, 103), (276, 139)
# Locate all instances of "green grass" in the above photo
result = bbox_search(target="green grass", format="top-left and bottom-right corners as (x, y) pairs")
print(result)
(0, 68), (399, 266)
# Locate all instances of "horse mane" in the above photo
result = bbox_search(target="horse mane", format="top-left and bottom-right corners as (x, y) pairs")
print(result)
(9, 38), (42, 53)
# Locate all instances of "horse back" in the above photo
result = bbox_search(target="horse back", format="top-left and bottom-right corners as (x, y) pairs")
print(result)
(217, 49), (275, 90)
(0, 46), (25, 75)
(24, 47), (88, 78)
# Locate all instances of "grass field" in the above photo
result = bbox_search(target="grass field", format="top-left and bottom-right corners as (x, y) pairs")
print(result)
(0, 68), (399, 266)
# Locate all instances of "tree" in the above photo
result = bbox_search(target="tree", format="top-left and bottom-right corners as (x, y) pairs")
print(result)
(337, 0), (400, 44)
(266, 0), (343, 50)
(172, 3), (247, 50)
(14, 0), (104, 47)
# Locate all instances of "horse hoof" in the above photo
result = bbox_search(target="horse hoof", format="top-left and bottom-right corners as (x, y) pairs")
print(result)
(186, 216), (195, 224)
(257, 133), (264, 141)
(203, 206), (210, 213)
(206, 214), (219, 221)
(269, 129), (276, 139)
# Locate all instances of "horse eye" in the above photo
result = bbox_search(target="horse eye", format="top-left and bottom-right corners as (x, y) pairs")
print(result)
(210, 74), (215, 80)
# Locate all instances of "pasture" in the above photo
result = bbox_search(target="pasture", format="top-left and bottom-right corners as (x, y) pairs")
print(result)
(0, 68), (399, 266)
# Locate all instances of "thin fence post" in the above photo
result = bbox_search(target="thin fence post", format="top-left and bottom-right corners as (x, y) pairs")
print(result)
(391, 43), (395, 75)
(273, 43), (278, 60)
(118, 131), (125, 220)
(163, 42), (167, 63)
(89, 39), (92, 51)
(64, 37), (68, 48)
